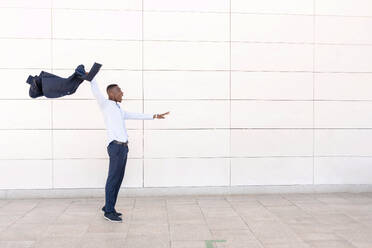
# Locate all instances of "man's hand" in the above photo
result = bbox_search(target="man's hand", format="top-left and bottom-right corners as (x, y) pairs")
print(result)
(154, 112), (170, 119)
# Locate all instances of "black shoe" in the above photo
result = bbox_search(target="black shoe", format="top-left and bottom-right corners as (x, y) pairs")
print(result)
(104, 212), (122, 222)
(102, 206), (122, 217)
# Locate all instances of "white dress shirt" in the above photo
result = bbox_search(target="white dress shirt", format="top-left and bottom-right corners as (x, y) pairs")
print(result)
(90, 78), (154, 145)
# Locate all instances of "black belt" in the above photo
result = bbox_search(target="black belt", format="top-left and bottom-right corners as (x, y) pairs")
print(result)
(113, 140), (128, 146)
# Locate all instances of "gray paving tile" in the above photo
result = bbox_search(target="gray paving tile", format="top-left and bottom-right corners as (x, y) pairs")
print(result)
(263, 242), (311, 248)
(312, 213), (359, 225)
(127, 223), (169, 237)
(289, 223), (333, 234)
(334, 228), (372, 243)
(78, 233), (126, 248)
(198, 200), (231, 208)
(0, 241), (35, 248)
(350, 242), (372, 248)
(0, 225), (7, 232)
(206, 217), (248, 230)
(43, 224), (89, 237)
(167, 209), (203, 217)
(225, 194), (259, 202)
(55, 211), (97, 225)
(0, 194), (370, 248)
(214, 239), (264, 248)
(305, 240), (356, 248)
(248, 220), (303, 245)
(171, 240), (206, 248)
(315, 195), (351, 205)
(0, 215), (23, 226)
(240, 208), (279, 222)
(166, 197), (198, 206)
(210, 229), (257, 241)
(130, 208), (168, 223)
(0, 223), (49, 241)
(229, 201), (263, 208)
(134, 198), (167, 209)
(201, 207), (239, 218)
(124, 236), (170, 248)
(33, 237), (80, 248)
(336, 193), (372, 204)
(296, 232), (343, 242)
(15, 213), (58, 224)
(256, 195), (293, 207)
(0, 200), (11, 208)
(168, 217), (206, 225)
(170, 223), (212, 241)
(0, 200), (40, 215)
(87, 221), (130, 234)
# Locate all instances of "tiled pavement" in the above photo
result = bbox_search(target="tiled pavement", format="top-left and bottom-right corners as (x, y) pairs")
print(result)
(0, 193), (372, 248)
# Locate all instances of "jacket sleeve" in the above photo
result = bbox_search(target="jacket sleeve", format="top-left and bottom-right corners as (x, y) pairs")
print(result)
(124, 111), (154, 120)
(90, 78), (107, 108)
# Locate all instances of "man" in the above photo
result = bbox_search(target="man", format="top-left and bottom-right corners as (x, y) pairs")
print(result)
(90, 75), (169, 222)
(26, 62), (101, 98)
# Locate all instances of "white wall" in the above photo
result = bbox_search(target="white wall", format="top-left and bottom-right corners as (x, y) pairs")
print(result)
(1, 0), (372, 190)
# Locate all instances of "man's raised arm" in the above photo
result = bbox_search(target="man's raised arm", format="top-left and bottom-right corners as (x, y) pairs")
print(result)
(90, 78), (107, 108)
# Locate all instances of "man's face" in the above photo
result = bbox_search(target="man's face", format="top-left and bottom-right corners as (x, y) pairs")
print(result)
(113, 86), (124, 102)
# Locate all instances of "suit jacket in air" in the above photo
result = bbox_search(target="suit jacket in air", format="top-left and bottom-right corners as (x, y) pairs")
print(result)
(26, 62), (102, 98)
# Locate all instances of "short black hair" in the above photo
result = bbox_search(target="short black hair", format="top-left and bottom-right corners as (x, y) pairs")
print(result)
(106, 84), (118, 93)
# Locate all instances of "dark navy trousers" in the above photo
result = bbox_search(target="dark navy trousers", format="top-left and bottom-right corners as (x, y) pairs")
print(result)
(104, 141), (128, 213)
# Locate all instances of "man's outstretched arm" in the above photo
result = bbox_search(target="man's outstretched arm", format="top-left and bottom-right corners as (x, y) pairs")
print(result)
(90, 77), (107, 108)
(124, 111), (170, 120)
